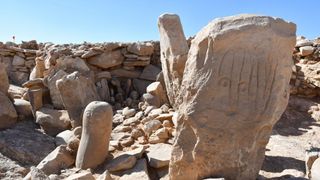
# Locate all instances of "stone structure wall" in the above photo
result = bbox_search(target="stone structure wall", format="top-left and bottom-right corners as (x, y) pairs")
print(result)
(291, 37), (320, 97)
(0, 40), (162, 110)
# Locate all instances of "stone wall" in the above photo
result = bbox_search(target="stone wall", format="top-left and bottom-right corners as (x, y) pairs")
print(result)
(291, 37), (320, 97)
(2, 37), (320, 102)
(0, 40), (162, 110)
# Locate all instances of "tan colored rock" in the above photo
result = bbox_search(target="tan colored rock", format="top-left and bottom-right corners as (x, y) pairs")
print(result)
(147, 143), (172, 168)
(87, 50), (124, 69)
(311, 158), (320, 180)
(76, 101), (113, 169)
(13, 99), (32, 120)
(119, 159), (150, 180)
(158, 14), (188, 109)
(28, 89), (43, 117)
(147, 82), (168, 105)
(139, 64), (162, 81)
(55, 127), (82, 146)
(299, 46), (314, 56)
(56, 56), (90, 74)
(65, 171), (95, 180)
(168, 14), (296, 180)
(29, 57), (45, 80)
(0, 92), (18, 129)
(56, 71), (99, 127)
(127, 42), (154, 56)
(97, 170), (112, 180)
(105, 154), (137, 172)
(34, 145), (74, 176)
(12, 55), (25, 66)
(0, 63), (9, 95)
(46, 70), (68, 109)
(36, 108), (71, 136)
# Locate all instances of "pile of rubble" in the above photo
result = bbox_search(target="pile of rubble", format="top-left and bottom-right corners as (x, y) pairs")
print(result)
(291, 36), (320, 97)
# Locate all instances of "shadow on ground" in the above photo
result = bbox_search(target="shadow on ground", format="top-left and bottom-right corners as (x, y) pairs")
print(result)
(273, 95), (320, 136)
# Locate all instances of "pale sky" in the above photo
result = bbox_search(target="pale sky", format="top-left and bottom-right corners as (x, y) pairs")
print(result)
(1, 0), (319, 43)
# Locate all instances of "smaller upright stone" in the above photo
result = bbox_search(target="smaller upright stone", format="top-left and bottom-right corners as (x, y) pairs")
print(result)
(28, 89), (43, 117)
(76, 101), (113, 169)
(158, 13), (189, 109)
(56, 71), (100, 127)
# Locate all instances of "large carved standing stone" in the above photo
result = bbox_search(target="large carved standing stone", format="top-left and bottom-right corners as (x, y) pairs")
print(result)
(158, 14), (189, 109)
(76, 101), (113, 169)
(56, 71), (100, 127)
(163, 14), (296, 179)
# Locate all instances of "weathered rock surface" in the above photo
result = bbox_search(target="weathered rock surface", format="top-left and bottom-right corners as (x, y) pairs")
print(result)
(65, 171), (95, 180)
(45, 70), (68, 109)
(0, 121), (56, 165)
(158, 13), (188, 109)
(0, 152), (28, 180)
(147, 143), (172, 168)
(0, 92), (18, 129)
(311, 157), (320, 180)
(13, 99), (32, 120)
(166, 14), (296, 179)
(36, 145), (74, 175)
(87, 50), (124, 69)
(0, 63), (9, 94)
(76, 101), (113, 169)
(35, 107), (71, 136)
(56, 71), (99, 127)
(118, 159), (150, 180)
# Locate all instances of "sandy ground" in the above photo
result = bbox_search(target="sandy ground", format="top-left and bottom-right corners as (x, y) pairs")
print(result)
(259, 95), (320, 179)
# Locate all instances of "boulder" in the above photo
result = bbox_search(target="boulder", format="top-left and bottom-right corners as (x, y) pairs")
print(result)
(56, 56), (90, 74)
(299, 46), (314, 56)
(0, 121), (56, 165)
(147, 82), (168, 105)
(133, 79), (153, 96)
(97, 170), (112, 180)
(0, 63), (9, 94)
(56, 71), (100, 127)
(65, 171), (95, 180)
(27, 89), (43, 116)
(311, 158), (320, 180)
(13, 99), (32, 120)
(105, 154), (137, 172)
(12, 55), (25, 66)
(29, 57), (45, 79)
(127, 42), (154, 56)
(165, 14), (296, 179)
(119, 159), (150, 180)
(139, 64), (162, 81)
(33, 145), (74, 176)
(55, 127), (82, 146)
(46, 70), (68, 109)
(0, 152), (28, 179)
(158, 14), (189, 109)
(146, 143), (172, 168)
(10, 71), (29, 86)
(0, 92), (18, 129)
(87, 50), (124, 69)
(36, 108), (71, 136)
(76, 101), (113, 169)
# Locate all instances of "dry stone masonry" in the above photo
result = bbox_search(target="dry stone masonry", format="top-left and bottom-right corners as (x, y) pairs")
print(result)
(0, 13), (319, 180)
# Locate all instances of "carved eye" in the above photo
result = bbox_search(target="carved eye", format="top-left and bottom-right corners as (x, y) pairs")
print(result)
(238, 82), (247, 92)
(218, 77), (230, 87)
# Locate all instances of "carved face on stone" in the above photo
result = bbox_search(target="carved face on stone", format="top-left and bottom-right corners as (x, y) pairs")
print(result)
(190, 39), (289, 129)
